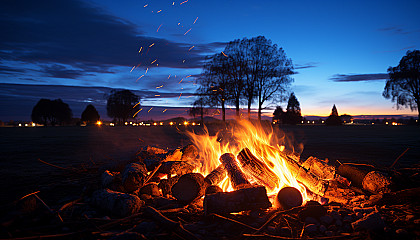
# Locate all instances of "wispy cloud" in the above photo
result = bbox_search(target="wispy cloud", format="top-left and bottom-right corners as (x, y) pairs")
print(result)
(294, 62), (319, 70)
(378, 26), (420, 35)
(330, 73), (388, 82)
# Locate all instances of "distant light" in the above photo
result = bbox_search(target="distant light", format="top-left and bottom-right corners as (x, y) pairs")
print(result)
(184, 121), (188, 125)
(307, 121), (310, 124)
(125, 122), (128, 125)
(169, 122), (174, 126)
(160, 122), (163, 125)
(110, 123), (114, 126)
(153, 122), (157, 126)
(130, 122), (133, 125)
(18, 123), (22, 127)
(96, 121), (102, 126)
(322, 121), (325, 123)
(32, 123), (36, 127)
(372, 122), (374, 125)
(312, 121), (315, 124)
(301, 121), (304, 124)
(385, 122), (389, 125)
(25, 123), (28, 127)
(192, 122), (196, 126)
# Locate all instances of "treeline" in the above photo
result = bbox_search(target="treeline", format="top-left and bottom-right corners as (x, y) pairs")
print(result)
(30, 89), (140, 126)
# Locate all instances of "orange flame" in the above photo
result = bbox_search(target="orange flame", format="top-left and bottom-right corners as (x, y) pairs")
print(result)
(186, 120), (309, 201)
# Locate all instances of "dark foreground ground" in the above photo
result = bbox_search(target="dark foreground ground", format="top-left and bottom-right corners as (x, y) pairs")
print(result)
(0, 124), (419, 206)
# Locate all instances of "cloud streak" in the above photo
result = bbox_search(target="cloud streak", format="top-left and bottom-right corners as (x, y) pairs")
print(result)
(330, 73), (388, 82)
(0, 0), (221, 80)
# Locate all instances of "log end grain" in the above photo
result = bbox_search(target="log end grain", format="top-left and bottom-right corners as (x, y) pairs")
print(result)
(275, 187), (303, 210)
(122, 162), (148, 193)
(171, 173), (206, 203)
(362, 171), (393, 194)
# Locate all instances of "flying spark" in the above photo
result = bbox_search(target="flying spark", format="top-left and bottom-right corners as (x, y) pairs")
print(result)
(144, 4), (148, 7)
(222, 51), (228, 57)
(156, 24), (163, 32)
(155, 95), (160, 97)
(156, 85), (163, 89)
(180, 0), (188, 5)
(145, 68), (149, 74)
(130, 66), (135, 72)
(188, 46), (195, 51)
(138, 46), (143, 53)
(148, 107), (153, 113)
(163, 109), (167, 113)
(178, 93), (182, 99)
(178, 79), (183, 84)
(168, 74), (171, 79)
(184, 28), (192, 35)
(157, 10), (162, 13)
(133, 108), (142, 117)
(136, 75), (144, 82)
(193, 17), (198, 24)
(149, 43), (155, 47)
(186, 75), (192, 78)
(151, 59), (157, 64)
(172, 2), (175, 5)
(133, 102), (141, 108)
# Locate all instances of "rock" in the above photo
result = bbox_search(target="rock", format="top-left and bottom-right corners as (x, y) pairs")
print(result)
(122, 163), (148, 192)
(325, 230), (334, 236)
(298, 201), (327, 220)
(305, 217), (319, 225)
(319, 225), (327, 233)
(395, 228), (408, 237)
(320, 215), (333, 225)
(351, 211), (385, 231)
(304, 224), (318, 234)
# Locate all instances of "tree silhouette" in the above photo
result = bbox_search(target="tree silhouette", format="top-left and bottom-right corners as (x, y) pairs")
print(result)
(106, 89), (140, 125)
(189, 97), (208, 124)
(249, 36), (294, 121)
(325, 104), (342, 125)
(81, 104), (100, 124)
(31, 98), (73, 126)
(383, 50), (420, 123)
(272, 106), (284, 124)
(199, 53), (231, 121)
(282, 92), (302, 125)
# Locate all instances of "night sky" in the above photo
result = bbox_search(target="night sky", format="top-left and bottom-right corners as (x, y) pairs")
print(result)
(1, 0), (419, 121)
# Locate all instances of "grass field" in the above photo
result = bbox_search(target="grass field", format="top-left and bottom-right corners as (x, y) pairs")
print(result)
(0, 124), (419, 206)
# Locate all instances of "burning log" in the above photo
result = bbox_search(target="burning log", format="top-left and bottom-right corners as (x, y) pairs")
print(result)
(337, 164), (393, 194)
(159, 161), (195, 176)
(142, 149), (183, 171)
(171, 173), (206, 203)
(336, 164), (368, 187)
(204, 165), (227, 186)
(219, 153), (250, 190)
(263, 145), (329, 196)
(122, 162), (148, 192)
(181, 144), (200, 167)
(91, 189), (144, 217)
(275, 187), (303, 210)
(302, 156), (336, 180)
(205, 185), (223, 195)
(237, 148), (280, 191)
(203, 185), (271, 215)
(362, 171), (392, 194)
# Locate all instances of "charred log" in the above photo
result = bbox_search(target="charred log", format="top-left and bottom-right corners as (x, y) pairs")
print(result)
(91, 189), (144, 217)
(171, 173), (206, 203)
(122, 163), (148, 193)
(204, 165), (227, 186)
(219, 153), (250, 190)
(204, 185), (271, 215)
(181, 144), (200, 167)
(337, 164), (368, 187)
(237, 148), (280, 192)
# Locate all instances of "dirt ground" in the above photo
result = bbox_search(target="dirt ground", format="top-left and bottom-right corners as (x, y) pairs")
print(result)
(0, 124), (419, 206)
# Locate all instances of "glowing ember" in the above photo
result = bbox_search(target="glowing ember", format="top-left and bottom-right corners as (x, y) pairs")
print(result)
(187, 120), (309, 202)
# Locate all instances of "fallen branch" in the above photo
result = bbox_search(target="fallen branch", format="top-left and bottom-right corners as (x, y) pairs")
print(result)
(389, 147), (410, 169)
(145, 206), (201, 240)
(210, 213), (258, 231)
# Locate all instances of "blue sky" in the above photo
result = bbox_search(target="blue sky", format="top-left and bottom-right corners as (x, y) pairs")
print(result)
(1, 0), (419, 121)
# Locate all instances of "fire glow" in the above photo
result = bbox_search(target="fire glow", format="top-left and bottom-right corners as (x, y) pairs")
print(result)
(187, 120), (309, 202)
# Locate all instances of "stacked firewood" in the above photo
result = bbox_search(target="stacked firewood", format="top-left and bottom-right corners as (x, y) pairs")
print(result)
(2, 145), (419, 239)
